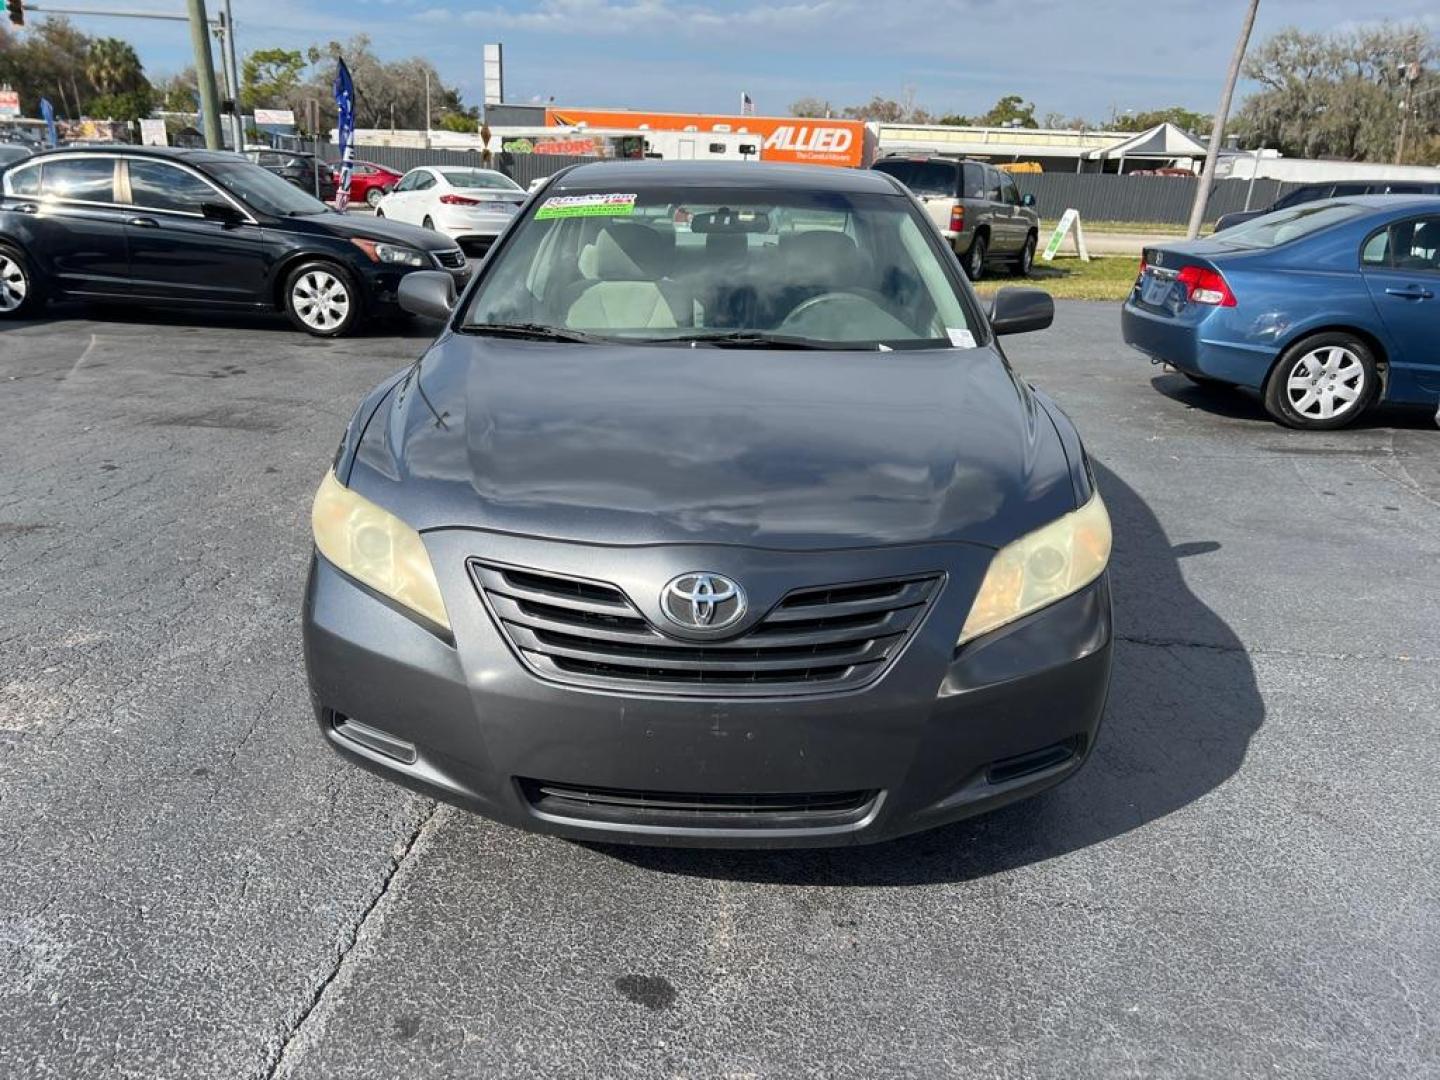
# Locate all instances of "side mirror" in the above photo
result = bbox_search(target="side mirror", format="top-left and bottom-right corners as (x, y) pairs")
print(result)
(989, 287), (1054, 336)
(201, 201), (244, 225)
(1020, 193), (1036, 207)
(397, 270), (456, 321)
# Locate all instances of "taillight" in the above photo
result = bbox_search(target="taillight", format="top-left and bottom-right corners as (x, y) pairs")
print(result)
(949, 205), (965, 231)
(1176, 265), (1236, 307)
(439, 194), (479, 206)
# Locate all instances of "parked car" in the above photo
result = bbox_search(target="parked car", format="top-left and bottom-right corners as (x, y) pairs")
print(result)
(0, 144), (33, 169)
(327, 158), (404, 208)
(377, 165), (527, 256)
(243, 148), (338, 203)
(1214, 179), (1440, 232)
(0, 146), (469, 336)
(1122, 196), (1440, 429)
(871, 154), (1040, 280)
(304, 160), (1113, 848)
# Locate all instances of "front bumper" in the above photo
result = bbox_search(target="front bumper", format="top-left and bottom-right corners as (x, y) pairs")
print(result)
(303, 533), (1112, 848)
(358, 261), (471, 311)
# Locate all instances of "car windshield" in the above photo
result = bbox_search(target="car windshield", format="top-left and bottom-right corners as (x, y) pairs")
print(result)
(460, 186), (978, 349)
(1215, 202), (1365, 249)
(205, 160), (329, 216)
(443, 170), (520, 190)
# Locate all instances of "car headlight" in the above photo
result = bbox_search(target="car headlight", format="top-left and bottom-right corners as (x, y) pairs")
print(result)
(311, 470), (450, 632)
(350, 238), (428, 267)
(958, 490), (1111, 646)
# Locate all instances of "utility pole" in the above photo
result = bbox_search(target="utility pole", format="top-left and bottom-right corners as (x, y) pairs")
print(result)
(185, 0), (223, 149)
(1395, 62), (1421, 164)
(424, 69), (432, 149)
(218, 0), (243, 149)
(1185, 0), (1260, 239)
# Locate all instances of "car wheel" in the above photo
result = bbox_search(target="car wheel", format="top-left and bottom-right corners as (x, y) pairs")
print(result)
(1015, 232), (1036, 277)
(366, 188), (383, 208)
(283, 261), (360, 338)
(0, 244), (42, 319)
(422, 215), (435, 231)
(963, 233), (987, 281)
(1263, 332), (1377, 430)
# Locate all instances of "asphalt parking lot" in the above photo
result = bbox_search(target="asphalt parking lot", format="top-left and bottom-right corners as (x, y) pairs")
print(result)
(2, 300), (1437, 1079)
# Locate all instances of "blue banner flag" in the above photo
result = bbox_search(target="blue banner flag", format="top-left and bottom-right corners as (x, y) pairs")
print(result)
(333, 57), (355, 211)
(39, 97), (58, 148)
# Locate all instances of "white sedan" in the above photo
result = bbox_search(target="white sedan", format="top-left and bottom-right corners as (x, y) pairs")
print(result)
(375, 166), (527, 256)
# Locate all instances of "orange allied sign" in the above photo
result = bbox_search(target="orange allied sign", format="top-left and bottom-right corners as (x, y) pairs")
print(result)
(546, 108), (867, 168)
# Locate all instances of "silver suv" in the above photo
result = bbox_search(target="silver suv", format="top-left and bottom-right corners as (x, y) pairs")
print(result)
(872, 155), (1039, 281)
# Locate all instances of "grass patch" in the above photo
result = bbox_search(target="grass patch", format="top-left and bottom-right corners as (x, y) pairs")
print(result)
(976, 255), (1139, 302)
(1047, 218), (1189, 236)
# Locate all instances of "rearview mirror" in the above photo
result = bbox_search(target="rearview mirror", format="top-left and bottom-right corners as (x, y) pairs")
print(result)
(201, 201), (244, 225)
(397, 270), (456, 321)
(989, 287), (1053, 336)
(1021, 193), (1036, 207)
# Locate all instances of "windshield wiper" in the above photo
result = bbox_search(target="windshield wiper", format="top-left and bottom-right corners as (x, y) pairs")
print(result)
(658, 331), (838, 350)
(458, 322), (597, 343)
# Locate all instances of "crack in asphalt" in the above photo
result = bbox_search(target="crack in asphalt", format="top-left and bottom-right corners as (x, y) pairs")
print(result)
(260, 801), (446, 1080)
(1116, 633), (1439, 663)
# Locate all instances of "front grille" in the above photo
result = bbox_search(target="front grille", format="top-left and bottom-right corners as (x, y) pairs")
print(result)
(432, 248), (466, 269)
(470, 562), (942, 697)
(519, 778), (878, 830)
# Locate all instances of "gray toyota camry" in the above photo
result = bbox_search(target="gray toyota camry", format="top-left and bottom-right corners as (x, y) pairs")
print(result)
(303, 161), (1113, 848)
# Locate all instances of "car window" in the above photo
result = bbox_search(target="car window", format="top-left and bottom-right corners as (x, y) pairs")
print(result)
(203, 160), (328, 216)
(3, 161), (41, 196)
(1216, 202), (1366, 249)
(1387, 217), (1440, 273)
(127, 160), (220, 214)
(1361, 229), (1390, 267)
(1001, 174), (1021, 207)
(871, 160), (959, 198)
(462, 185), (978, 348)
(1274, 185), (1322, 210)
(441, 170), (521, 190)
(40, 157), (117, 203)
(414, 172), (437, 191)
(960, 163), (984, 199)
(1330, 183), (1366, 197)
(1379, 183), (1423, 195)
(983, 167), (1002, 202)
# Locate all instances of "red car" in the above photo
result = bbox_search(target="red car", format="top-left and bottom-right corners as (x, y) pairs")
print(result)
(327, 160), (405, 208)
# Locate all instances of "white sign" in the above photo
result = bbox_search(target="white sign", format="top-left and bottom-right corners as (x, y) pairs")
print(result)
(0, 88), (19, 118)
(253, 108), (296, 127)
(139, 118), (168, 147)
(1041, 207), (1090, 262)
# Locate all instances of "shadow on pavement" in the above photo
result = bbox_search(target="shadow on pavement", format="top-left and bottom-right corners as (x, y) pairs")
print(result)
(596, 461), (1265, 886)
(1149, 371), (1439, 431)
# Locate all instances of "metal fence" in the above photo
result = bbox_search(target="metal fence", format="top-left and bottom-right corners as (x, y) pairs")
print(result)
(1013, 174), (1296, 225)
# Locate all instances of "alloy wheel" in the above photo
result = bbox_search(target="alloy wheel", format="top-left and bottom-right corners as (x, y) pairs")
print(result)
(1286, 345), (1364, 421)
(0, 254), (28, 313)
(291, 270), (351, 332)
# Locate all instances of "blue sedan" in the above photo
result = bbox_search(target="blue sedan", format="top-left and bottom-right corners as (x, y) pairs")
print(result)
(1122, 196), (1440, 429)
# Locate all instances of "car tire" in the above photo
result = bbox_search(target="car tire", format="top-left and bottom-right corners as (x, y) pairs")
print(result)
(283, 260), (361, 338)
(963, 232), (987, 281)
(366, 188), (383, 208)
(423, 216), (435, 231)
(0, 244), (43, 320)
(1014, 232), (1036, 277)
(1263, 332), (1378, 430)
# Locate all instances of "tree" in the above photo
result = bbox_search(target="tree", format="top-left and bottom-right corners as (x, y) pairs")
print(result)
(85, 37), (145, 97)
(438, 111), (477, 133)
(789, 96), (832, 118)
(936, 113), (971, 126)
(1113, 106), (1210, 133)
(1234, 22), (1439, 163)
(974, 94), (1037, 128)
(1041, 112), (1091, 130)
(156, 69), (199, 113)
(241, 47), (305, 112)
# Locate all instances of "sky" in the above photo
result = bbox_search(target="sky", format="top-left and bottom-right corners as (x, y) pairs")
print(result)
(63, 0), (1440, 123)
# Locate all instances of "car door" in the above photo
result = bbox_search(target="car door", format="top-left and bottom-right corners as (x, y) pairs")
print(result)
(1360, 214), (1440, 396)
(981, 166), (1012, 252)
(998, 171), (1027, 252)
(7, 155), (132, 296)
(408, 170), (439, 225)
(122, 158), (270, 305)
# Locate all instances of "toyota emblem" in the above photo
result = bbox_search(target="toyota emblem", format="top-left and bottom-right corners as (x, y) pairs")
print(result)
(660, 572), (746, 632)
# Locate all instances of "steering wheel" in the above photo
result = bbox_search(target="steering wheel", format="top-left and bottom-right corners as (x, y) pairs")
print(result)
(778, 289), (914, 339)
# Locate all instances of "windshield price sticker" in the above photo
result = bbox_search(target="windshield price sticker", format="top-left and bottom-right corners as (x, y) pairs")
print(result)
(535, 193), (638, 220)
(947, 327), (977, 349)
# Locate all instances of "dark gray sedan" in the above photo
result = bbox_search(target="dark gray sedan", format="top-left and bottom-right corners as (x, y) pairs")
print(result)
(304, 161), (1113, 848)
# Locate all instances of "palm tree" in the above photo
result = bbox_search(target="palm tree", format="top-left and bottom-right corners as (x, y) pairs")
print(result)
(85, 38), (143, 98)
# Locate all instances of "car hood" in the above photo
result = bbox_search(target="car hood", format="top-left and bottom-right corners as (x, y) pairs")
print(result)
(347, 335), (1078, 551)
(293, 210), (456, 252)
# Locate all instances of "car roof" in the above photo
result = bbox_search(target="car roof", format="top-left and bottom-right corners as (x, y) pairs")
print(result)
(1327, 194), (1440, 211)
(550, 160), (901, 195)
(29, 145), (244, 165)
